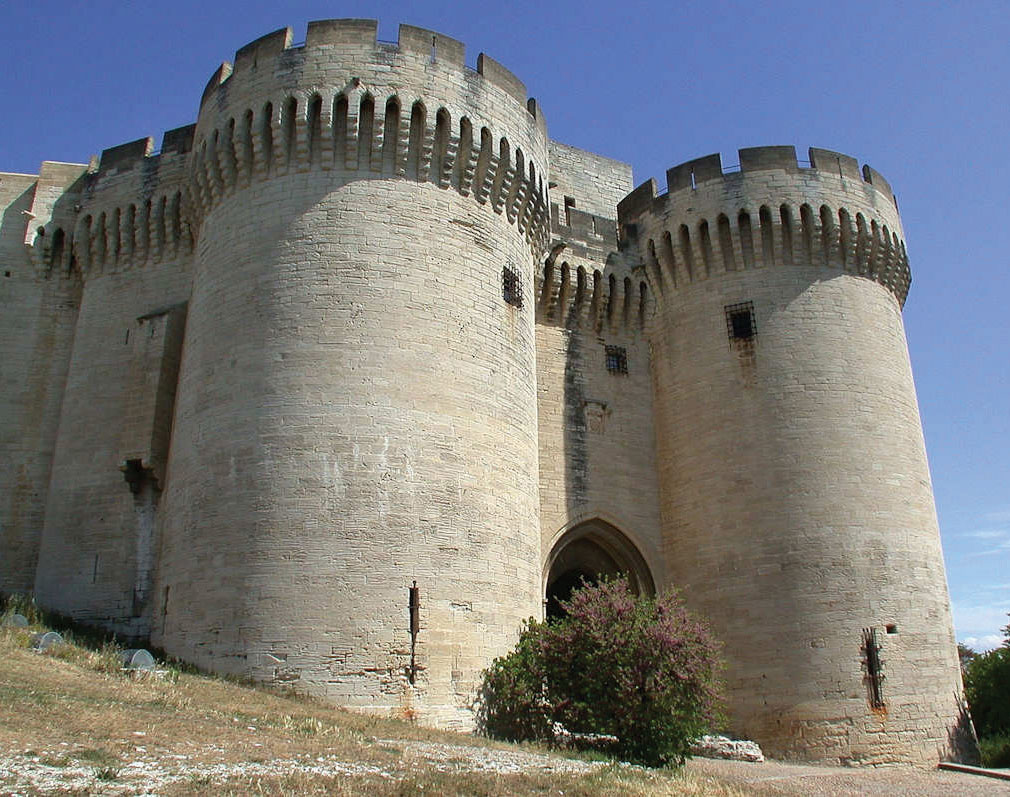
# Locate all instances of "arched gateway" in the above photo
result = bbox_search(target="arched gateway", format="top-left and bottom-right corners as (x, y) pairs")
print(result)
(543, 520), (655, 618)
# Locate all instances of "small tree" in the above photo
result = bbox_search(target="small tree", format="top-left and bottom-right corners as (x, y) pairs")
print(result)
(964, 647), (1010, 738)
(478, 578), (723, 767)
(964, 614), (1010, 741)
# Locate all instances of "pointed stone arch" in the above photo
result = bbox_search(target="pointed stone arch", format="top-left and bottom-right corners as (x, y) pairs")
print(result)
(543, 519), (655, 619)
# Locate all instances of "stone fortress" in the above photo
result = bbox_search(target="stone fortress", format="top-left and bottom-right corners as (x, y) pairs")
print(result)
(0, 19), (968, 765)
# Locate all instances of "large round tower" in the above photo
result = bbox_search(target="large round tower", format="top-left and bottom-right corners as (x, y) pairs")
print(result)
(149, 21), (550, 727)
(619, 146), (966, 763)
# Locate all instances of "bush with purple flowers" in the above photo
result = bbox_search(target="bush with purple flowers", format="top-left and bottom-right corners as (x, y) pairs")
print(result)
(477, 577), (723, 767)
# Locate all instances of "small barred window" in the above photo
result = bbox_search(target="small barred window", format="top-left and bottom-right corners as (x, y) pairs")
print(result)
(502, 266), (523, 308)
(605, 345), (628, 375)
(725, 301), (756, 341)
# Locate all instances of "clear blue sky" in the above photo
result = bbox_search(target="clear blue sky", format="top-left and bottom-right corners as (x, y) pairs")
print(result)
(3, 1), (1007, 648)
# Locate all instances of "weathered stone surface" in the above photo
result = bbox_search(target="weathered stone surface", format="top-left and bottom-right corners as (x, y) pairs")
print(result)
(31, 631), (63, 651)
(0, 19), (966, 765)
(690, 735), (765, 763)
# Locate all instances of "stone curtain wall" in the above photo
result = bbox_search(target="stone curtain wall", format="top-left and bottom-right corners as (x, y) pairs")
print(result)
(536, 143), (664, 593)
(31, 141), (194, 640)
(0, 164), (85, 594)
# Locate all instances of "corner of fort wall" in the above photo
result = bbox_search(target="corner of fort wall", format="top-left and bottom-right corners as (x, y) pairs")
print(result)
(0, 163), (88, 594)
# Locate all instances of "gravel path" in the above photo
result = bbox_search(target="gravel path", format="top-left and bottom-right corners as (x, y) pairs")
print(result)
(0, 739), (608, 794)
(688, 756), (1010, 796)
(5, 738), (1009, 795)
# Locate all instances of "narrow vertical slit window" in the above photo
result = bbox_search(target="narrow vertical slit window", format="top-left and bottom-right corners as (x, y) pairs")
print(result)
(408, 581), (420, 684)
(862, 626), (885, 709)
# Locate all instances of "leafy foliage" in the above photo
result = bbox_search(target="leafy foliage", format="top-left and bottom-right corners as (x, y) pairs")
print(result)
(957, 643), (977, 672)
(978, 731), (1010, 769)
(477, 620), (554, 744)
(963, 614), (1010, 740)
(478, 578), (723, 767)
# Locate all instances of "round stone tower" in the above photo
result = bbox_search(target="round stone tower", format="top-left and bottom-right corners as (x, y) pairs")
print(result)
(618, 146), (966, 764)
(149, 21), (549, 727)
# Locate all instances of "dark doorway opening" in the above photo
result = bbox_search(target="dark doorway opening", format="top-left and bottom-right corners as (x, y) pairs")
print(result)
(544, 519), (655, 620)
(546, 566), (598, 620)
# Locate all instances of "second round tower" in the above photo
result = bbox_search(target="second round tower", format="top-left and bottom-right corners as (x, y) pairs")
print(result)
(619, 146), (965, 764)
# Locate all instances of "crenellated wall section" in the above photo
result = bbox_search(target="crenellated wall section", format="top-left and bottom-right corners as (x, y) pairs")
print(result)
(619, 146), (911, 308)
(27, 129), (197, 282)
(534, 143), (664, 621)
(0, 163), (86, 593)
(32, 128), (195, 639)
(187, 21), (550, 252)
(536, 251), (651, 336)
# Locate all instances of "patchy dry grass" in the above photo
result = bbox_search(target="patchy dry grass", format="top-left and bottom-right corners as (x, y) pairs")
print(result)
(0, 626), (745, 795)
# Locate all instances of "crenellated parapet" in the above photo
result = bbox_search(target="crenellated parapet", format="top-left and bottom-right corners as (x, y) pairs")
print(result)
(618, 146), (911, 306)
(189, 19), (551, 253)
(539, 201), (650, 333)
(536, 255), (651, 334)
(37, 126), (197, 280)
(15, 161), (88, 279)
(46, 19), (553, 280)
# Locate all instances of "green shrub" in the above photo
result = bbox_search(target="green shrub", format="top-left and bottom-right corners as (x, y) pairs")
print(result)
(0, 592), (44, 626)
(979, 732), (1010, 769)
(478, 578), (723, 767)
(963, 644), (1010, 739)
(478, 619), (553, 744)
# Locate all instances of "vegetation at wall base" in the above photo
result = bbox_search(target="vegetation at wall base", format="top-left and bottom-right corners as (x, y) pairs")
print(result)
(478, 578), (724, 768)
(0, 599), (743, 796)
(977, 732), (1010, 769)
(961, 613), (1010, 769)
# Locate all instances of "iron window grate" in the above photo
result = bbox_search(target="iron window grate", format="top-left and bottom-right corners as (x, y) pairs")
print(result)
(503, 266), (523, 308)
(862, 626), (885, 709)
(725, 301), (756, 341)
(605, 345), (628, 374)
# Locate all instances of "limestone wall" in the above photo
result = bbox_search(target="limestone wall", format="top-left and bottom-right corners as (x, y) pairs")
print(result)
(536, 143), (663, 599)
(31, 139), (194, 638)
(547, 140), (633, 220)
(0, 164), (84, 593)
(148, 20), (548, 728)
(621, 146), (964, 764)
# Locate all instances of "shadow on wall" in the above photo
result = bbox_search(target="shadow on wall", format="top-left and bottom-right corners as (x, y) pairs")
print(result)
(946, 695), (981, 765)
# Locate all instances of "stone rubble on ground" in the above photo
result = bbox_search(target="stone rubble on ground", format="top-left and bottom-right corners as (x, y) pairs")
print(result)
(551, 721), (619, 751)
(690, 734), (765, 763)
(30, 631), (64, 652)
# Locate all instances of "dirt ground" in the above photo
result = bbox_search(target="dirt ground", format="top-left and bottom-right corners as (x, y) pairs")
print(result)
(687, 756), (1010, 796)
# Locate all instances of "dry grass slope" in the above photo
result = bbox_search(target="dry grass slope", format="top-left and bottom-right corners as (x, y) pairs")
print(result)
(0, 624), (743, 796)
